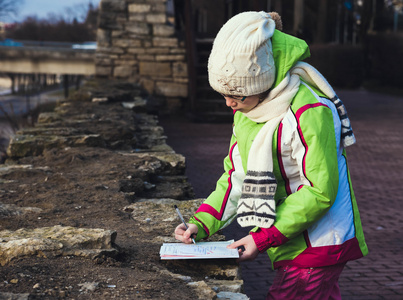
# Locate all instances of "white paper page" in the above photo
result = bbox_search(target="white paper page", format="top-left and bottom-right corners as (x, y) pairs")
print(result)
(160, 240), (239, 260)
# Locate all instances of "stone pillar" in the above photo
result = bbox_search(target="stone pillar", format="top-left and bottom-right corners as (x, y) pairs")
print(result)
(96, 0), (189, 111)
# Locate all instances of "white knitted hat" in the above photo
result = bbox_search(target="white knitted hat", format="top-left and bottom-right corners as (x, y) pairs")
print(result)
(208, 11), (276, 97)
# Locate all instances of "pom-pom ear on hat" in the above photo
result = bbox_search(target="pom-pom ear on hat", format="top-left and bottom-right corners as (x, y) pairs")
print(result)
(268, 12), (282, 31)
(208, 11), (278, 97)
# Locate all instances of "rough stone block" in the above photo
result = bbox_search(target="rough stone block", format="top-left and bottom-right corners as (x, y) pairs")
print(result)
(96, 65), (111, 77)
(125, 199), (203, 234)
(126, 22), (151, 35)
(101, 0), (127, 12)
(187, 281), (217, 299)
(128, 14), (146, 22)
(172, 62), (188, 78)
(0, 203), (42, 217)
(113, 39), (142, 48)
(140, 78), (155, 94)
(147, 48), (170, 54)
(170, 48), (186, 54)
(153, 24), (175, 36)
(128, 3), (152, 13)
(6, 133), (105, 158)
(156, 54), (185, 61)
(206, 279), (244, 293)
(114, 65), (133, 78)
(115, 59), (137, 66)
(0, 293), (29, 299)
(146, 14), (167, 24)
(144, 40), (153, 47)
(0, 226), (118, 266)
(152, 3), (167, 13)
(95, 57), (113, 66)
(97, 46), (125, 55)
(156, 81), (188, 97)
(139, 62), (171, 77)
(127, 48), (146, 55)
(137, 54), (155, 61)
(98, 12), (124, 31)
(116, 15), (128, 24)
(153, 37), (178, 48)
(37, 112), (63, 124)
(95, 52), (111, 59)
(111, 30), (124, 38)
(174, 78), (189, 84)
(97, 28), (111, 46)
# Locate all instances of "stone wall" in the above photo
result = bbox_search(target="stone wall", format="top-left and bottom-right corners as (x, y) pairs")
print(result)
(95, 0), (188, 111)
(0, 80), (247, 299)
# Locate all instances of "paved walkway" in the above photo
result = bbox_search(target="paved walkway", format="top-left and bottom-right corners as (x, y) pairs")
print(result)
(159, 88), (403, 300)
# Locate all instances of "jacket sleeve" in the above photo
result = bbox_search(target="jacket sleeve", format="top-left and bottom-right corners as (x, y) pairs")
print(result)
(189, 132), (245, 241)
(251, 102), (340, 251)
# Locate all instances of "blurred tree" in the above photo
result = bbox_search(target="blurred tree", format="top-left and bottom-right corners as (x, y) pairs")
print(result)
(0, 0), (22, 17)
(84, 3), (98, 38)
(0, 0), (23, 19)
(6, 3), (98, 42)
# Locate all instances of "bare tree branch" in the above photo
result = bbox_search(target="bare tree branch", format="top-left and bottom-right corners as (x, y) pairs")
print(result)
(0, 0), (24, 18)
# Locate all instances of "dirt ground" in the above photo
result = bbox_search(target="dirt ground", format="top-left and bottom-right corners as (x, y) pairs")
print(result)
(0, 144), (207, 299)
(0, 79), (216, 299)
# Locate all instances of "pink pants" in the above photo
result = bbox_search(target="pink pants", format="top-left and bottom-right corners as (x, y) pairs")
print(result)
(266, 263), (345, 300)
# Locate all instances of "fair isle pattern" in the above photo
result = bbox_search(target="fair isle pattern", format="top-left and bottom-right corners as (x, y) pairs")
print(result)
(291, 61), (356, 148)
(237, 171), (277, 228)
(331, 96), (356, 147)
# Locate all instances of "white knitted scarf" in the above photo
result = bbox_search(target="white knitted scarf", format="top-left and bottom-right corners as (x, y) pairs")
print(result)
(236, 62), (356, 228)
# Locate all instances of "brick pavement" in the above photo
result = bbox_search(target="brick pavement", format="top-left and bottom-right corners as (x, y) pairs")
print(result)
(159, 88), (403, 300)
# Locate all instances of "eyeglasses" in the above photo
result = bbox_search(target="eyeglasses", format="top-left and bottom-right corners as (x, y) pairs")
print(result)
(220, 93), (247, 102)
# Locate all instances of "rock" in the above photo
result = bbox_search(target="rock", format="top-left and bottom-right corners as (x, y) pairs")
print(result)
(0, 203), (42, 217)
(0, 225), (118, 266)
(125, 198), (204, 232)
(216, 291), (250, 300)
(159, 269), (245, 299)
(7, 133), (105, 158)
(121, 98), (147, 110)
(187, 281), (217, 299)
(0, 164), (50, 176)
(37, 112), (63, 124)
(92, 97), (109, 103)
(118, 152), (186, 175)
(78, 282), (99, 293)
(0, 238), (64, 266)
(140, 176), (194, 200)
(159, 269), (192, 283)
(119, 178), (145, 193)
(207, 279), (244, 293)
(0, 292), (30, 300)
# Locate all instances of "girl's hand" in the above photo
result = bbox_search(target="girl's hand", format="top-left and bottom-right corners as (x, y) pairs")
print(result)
(174, 223), (198, 244)
(227, 235), (259, 262)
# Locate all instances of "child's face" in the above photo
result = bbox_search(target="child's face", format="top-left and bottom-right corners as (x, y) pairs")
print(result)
(222, 94), (261, 113)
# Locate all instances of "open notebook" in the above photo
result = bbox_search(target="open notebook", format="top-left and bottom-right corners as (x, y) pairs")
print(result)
(160, 240), (239, 260)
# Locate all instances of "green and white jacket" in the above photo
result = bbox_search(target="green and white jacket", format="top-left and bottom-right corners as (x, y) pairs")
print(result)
(189, 30), (368, 269)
